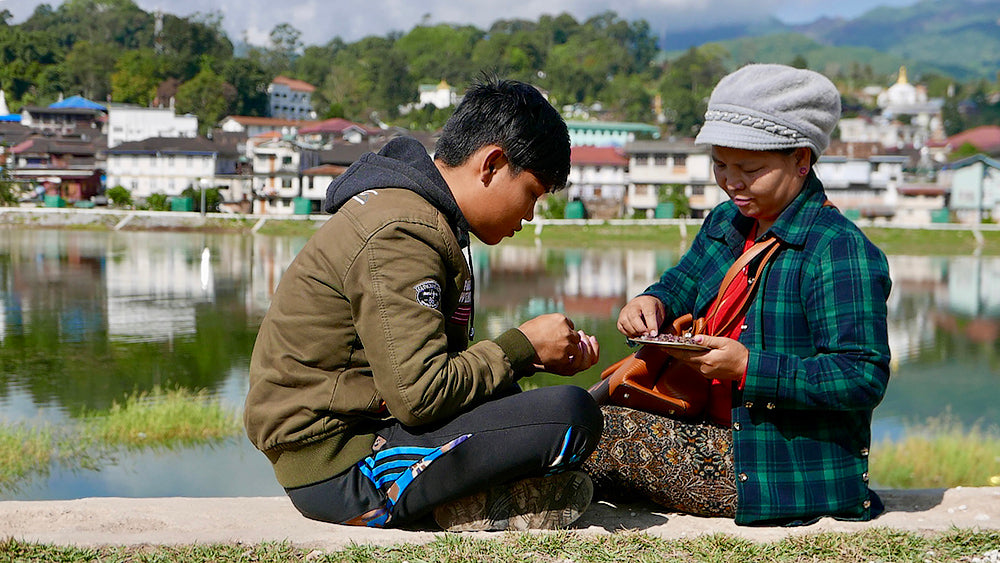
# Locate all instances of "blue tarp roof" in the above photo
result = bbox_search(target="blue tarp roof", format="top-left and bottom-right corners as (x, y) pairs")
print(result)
(0, 114), (20, 122)
(49, 95), (106, 111)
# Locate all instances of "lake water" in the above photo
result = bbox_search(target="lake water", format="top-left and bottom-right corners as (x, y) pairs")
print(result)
(1, 228), (997, 499)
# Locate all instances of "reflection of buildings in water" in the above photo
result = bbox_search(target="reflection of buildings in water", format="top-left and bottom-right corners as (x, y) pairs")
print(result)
(105, 232), (218, 341)
(885, 255), (946, 364)
(248, 236), (305, 316)
(0, 230), (107, 343)
(886, 254), (1000, 365)
(472, 244), (668, 334)
(947, 256), (1000, 317)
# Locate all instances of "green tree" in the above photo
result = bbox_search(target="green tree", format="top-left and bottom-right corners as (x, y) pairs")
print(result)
(111, 49), (162, 105)
(394, 24), (483, 84)
(221, 57), (270, 117)
(158, 11), (234, 81)
(658, 45), (729, 136)
(143, 192), (169, 211)
(62, 40), (119, 100)
(175, 57), (236, 133)
(105, 185), (133, 208)
(0, 151), (19, 206)
(0, 25), (66, 102)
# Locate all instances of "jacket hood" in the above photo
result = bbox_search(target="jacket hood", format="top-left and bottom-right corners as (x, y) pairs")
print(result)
(323, 136), (470, 246)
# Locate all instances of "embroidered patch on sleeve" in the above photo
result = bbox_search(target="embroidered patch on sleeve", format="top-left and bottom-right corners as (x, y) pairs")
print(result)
(414, 280), (442, 309)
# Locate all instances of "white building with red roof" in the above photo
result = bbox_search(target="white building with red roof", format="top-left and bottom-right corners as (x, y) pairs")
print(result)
(567, 146), (629, 219)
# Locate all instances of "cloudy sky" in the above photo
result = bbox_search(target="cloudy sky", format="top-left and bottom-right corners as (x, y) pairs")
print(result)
(5, 0), (921, 47)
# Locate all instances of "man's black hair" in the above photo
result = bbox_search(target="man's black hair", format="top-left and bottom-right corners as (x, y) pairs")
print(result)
(434, 76), (570, 192)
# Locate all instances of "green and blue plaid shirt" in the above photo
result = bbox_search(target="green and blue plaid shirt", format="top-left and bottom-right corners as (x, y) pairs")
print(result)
(643, 176), (892, 525)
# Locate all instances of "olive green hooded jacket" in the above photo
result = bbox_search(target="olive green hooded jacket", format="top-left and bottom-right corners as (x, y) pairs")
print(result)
(244, 137), (537, 488)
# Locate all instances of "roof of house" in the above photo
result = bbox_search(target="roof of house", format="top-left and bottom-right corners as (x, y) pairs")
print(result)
(566, 120), (661, 134)
(302, 163), (349, 176)
(107, 136), (219, 154)
(49, 95), (106, 111)
(271, 76), (316, 93)
(943, 125), (1000, 153)
(319, 143), (378, 166)
(624, 139), (706, 154)
(896, 184), (947, 197)
(571, 146), (628, 166)
(944, 153), (1000, 170)
(298, 118), (374, 135)
(222, 115), (315, 127)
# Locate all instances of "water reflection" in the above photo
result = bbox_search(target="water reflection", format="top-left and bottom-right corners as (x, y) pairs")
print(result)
(0, 228), (997, 499)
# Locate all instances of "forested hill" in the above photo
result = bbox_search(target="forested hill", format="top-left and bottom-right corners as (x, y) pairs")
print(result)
(1, 0), (997, 137)
(667, 0), (1000, 81)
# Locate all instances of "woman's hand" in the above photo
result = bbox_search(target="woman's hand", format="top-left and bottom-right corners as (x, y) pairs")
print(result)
(666, 334), (749, 382)
(617, 295), (666, 337)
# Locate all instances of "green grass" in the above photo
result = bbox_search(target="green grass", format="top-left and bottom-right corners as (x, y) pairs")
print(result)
(870, 414), (1000, 489)
(0, 387), (242, 492)
(78, 387), (241, 449)
(0, 424), (54, 493)
(1, 528), (998, 562)
(507, 222), (1000, 255)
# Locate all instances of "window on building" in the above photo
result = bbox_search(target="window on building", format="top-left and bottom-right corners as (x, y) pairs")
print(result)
(282, 177), (293, 188)
(674, 155), (687, 167)
(654, 155), (668, 166)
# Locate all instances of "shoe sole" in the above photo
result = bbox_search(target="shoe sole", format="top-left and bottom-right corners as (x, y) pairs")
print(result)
(434, 471), (593, 532)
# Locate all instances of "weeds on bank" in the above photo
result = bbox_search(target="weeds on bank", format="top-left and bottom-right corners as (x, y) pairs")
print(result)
(78, 387), (240, 448)
(870, 413), (1000, 489)
(1, 528), (999, 562)
(0, 425), (54, 491)
(0, 387), (241, 492)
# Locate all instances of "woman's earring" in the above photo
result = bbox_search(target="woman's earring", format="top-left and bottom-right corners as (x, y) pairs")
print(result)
(799, 167), (808, 176)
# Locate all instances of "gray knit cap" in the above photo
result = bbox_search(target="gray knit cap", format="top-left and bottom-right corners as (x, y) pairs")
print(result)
(694, 63), (841, 157)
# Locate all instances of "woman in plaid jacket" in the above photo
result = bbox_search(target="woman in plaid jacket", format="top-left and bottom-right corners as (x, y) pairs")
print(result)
(584, 64), (892, 525)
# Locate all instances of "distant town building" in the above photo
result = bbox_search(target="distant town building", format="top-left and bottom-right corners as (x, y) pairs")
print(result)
(624, 139), (716, 217)
(105, 137), (219, 199)
(567, 146), (629, 219)
(418, 80), (459, 110)
(267, 76), (316, 120)
(9, 131), (105, 203)
(218, 115), (313, 139)
(942, 154), (1000, 223)
(19, 95), (106, 136)
(298, 118), (378, 146)
(107, 104), (198, 148)
(566, 121), (660, 148)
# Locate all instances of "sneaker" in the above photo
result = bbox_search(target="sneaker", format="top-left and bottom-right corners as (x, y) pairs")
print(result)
(432, 470), (593, 532)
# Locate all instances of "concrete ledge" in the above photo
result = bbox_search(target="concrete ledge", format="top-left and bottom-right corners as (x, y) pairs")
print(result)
(0, 488), (997, 549)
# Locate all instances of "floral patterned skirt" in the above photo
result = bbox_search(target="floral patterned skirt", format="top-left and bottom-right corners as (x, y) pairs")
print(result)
(582, 406), (737, 517)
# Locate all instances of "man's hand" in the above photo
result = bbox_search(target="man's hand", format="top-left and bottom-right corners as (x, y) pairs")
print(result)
(518, 313), (599, 376)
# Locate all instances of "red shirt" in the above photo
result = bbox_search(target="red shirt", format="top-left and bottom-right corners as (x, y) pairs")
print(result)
(704, 224), (757, 427)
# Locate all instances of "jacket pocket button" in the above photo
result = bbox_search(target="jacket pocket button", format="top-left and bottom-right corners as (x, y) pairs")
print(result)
(738, 472), (748, 482)
(733, 422), (741, 431)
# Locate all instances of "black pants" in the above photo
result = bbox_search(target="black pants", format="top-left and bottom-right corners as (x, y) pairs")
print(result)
(285, 385), (603, 528)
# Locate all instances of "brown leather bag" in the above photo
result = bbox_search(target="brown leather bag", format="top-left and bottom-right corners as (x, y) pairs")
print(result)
(589, 237), (782, 418)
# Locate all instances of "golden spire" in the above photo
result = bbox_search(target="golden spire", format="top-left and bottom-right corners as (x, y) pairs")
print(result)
(897, 66), (908, 85)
